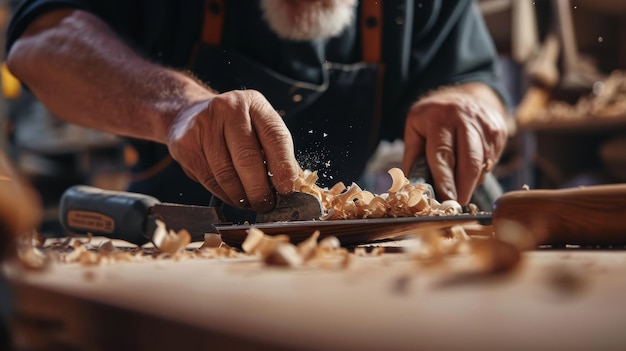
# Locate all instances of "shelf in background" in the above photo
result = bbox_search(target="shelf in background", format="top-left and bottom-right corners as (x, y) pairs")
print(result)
(518, 114), (626, 134)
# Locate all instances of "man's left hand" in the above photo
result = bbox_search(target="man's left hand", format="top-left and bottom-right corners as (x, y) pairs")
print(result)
(402, 83), (508, 205)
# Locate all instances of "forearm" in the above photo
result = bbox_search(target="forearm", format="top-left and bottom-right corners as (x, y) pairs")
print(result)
(7, 9), (214, 144)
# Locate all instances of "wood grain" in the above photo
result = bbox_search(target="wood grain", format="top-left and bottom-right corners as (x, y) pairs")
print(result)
(493, 184), (626, 246)
(7, 250), (626, 350)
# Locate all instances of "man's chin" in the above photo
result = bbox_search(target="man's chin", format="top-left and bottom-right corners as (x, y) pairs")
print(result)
(261, 0), (356, 41)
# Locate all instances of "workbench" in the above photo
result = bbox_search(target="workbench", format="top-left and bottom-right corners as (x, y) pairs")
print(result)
(5, 242), (626, 351)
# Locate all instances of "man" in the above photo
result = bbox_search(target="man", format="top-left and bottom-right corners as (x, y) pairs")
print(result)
(6, 0), (509, 222)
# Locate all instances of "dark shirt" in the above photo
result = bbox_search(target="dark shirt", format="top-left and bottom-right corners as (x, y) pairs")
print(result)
(6, 0), (509, 209)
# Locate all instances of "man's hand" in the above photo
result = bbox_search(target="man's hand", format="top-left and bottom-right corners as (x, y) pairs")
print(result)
(167, 90), (301, 213)
(402, 83), (508, 205)
(7, 9), (301, 213)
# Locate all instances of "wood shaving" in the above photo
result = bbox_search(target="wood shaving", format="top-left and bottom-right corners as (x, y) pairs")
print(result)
(370, 247), (385, 256)
(297, 167), (467, 220)
(200, 233), (224, 249)
(352, 247), (385, 257)
(402, 230), (452, 266)
(16, 244), (49, 271)
(242, 229), (352, 269)
(152, 220), (191, 254)
(15, 227), (244, 269)
(242, 227), (290, 257)
(469, 238), (521, 274)
(545, 265), (588, 296)
(400, 223), (521, 275)
(264, 243), (303, 267)
(296, 230), (320, 261)
(353, 247), (367, 256)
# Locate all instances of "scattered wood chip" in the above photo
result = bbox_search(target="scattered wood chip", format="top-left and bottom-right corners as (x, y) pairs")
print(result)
(297, 167), (476, 220)
(545, 265), (588, 296)
(354, 247), (367, 256)
(296, 230), (320, 261)
(240, 229), (358, 269)
(152, 220), (191, 254)
(264, 243), (303, 267)
(16, 245), (49, 271)
(200, 233), (224, 249)
(242, 227), (289, 257)
(469, 238), (521, 274)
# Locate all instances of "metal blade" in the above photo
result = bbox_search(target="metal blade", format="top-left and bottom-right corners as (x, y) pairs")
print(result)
(147, 203), (225, 242)
(256, 192), (324, 223)
(408, 155), (436, 201)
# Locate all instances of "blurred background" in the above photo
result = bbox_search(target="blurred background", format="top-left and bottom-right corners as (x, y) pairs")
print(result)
(2, 0), (626, 237)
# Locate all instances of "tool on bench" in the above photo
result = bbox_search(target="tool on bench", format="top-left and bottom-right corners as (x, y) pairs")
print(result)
(59, 185), (324, 246)
(59, 181), (626, 249)
(59, 184), (488, 247)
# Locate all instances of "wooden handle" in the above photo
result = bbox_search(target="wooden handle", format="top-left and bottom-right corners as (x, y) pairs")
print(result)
(493, 184), (626, 247)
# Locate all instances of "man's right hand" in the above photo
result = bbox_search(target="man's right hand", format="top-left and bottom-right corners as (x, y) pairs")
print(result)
(167, 90), (301, 213)
(7, 9), (300, 214)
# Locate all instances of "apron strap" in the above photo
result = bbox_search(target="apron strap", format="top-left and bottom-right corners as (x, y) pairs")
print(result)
(361, 1), (385, 150)
(361, 0), (383, 63)
(201, 0), (225, 46)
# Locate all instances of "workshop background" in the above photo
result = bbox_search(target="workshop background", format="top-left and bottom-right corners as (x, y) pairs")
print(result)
(3, 1), (626, 351)
(2, 0), (626, 234)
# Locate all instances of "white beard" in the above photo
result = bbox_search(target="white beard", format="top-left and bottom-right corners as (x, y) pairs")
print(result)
(260, 0), (357, 41)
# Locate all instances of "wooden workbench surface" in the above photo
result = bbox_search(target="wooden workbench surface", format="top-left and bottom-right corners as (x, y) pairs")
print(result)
(6, 247), (626, 351)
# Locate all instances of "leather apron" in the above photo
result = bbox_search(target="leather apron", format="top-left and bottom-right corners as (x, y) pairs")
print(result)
(128, 1), (385, 222)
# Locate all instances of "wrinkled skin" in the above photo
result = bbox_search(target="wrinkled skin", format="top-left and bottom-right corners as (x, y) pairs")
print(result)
(402, 85), (508, 206)
(167, 90), (302, 213)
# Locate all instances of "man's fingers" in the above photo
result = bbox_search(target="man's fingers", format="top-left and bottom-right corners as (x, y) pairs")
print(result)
(423, 126), (458, 201)
(223, 119), (275, 213)
(250, 101), (300, 196)
(454, 123), (485, 205)
(202, 135), (250, 208)
(428, 148), (457, 201)
(176, 152), (234, 208)
(170, 90), (299, 213)
(197, 169), (231, 207)
(402, 119), (426, 176)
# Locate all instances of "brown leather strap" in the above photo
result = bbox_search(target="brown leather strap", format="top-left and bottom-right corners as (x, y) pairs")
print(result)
(361, 0), (383, 63)
(201, 0), (225, 46)
(361, 1), (384, 150)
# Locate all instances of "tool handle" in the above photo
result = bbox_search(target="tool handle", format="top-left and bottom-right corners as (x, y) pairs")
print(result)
(493, 184), (626, 247)
(59, 185), (160, 246)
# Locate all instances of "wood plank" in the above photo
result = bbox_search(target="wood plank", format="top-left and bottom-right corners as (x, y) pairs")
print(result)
(5, 249), (626, 350)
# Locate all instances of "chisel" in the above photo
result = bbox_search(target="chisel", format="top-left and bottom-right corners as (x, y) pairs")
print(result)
(59, 185), (324, 246)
